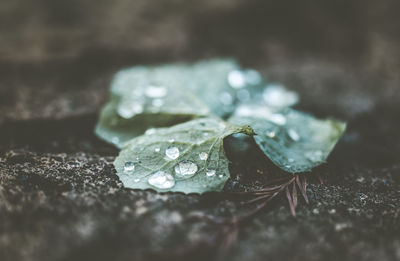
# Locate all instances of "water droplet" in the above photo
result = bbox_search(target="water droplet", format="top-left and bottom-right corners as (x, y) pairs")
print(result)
(124, 162), (135, 173)
(288, 129), (300, 141)
(234, 104), (253, 117)
(268, 114), (287, 125)
(175, 161), (198, 178)
(111, 137), (120, 144)
(228, 70), (246, 89)
(305, 150), (323, 162)
(218, 174), (224, 178)
(263, 84), (299, 108)
(145, 85), (167, 98)
(288, 158), (295, 163)
(236, 89), (250, 102)
(168, 139), (175, 143)
(234, 104), (272, 119)
(219, 92), (233, 105)
(147, 171), (175, 189)
(152, 98), (164, 107)
(145, 128), (156, 135)
(155, 148), (160, 152)
(206, 169), (216, 177)
(133, 178), (140, 183)
(199, 152), (208, 161)
(266, 131), (276, 138)
(165, 146), (180, 160)
(117, 102), (143, 119)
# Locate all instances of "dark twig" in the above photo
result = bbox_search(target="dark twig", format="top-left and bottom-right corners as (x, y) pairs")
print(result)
(292, 181), (298, 210)
(285, 185), (296, 217)
(296, 175), (309, 204)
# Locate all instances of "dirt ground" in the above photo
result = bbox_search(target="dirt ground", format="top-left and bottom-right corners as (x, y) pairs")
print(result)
(1, 1), (399, 260)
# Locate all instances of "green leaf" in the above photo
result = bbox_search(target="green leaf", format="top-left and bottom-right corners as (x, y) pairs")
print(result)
(95, 97), (208, 148)
(95, 65), (210, 148)
(114, 117), (254, 194)
(229, 104), (346, 173)
(95, 59), (265, 147)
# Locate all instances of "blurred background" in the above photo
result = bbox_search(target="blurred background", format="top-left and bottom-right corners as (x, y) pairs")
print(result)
(1, 0), (399, 121)
(0, 1), (399, 261)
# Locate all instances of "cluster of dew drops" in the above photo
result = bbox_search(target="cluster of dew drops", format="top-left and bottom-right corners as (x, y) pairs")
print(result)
(116, 68), (262, 121)
(227, 69), (324, 167)
(116, 69), (258, 189)
(122, 144), (220, 189)
(117, 85), (168, 120)
(118, 68), (323, 189)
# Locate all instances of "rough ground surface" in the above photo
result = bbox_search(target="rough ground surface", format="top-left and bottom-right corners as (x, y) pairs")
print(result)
(1, 1), (399, 261)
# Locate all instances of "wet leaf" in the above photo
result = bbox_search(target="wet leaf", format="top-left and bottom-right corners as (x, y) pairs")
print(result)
(114, 117), (254, 194)
(95, 59), (262, 148)
(95, 98), (208, 148)
(95, 64), (210, 148)
(229, 105), (346, 173)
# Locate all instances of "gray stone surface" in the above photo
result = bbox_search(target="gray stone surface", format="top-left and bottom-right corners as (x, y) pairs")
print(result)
(1, 1), (400, 261)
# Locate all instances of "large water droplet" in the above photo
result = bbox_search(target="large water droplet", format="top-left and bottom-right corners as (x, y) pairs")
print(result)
(165, 146), (180, 160)
(288, 129), (300, 141)
(234, 104), (272, 119)
(117, 102), (143, 119)
(206, 169), (216, 177)
(263, 84), (299, 108)
(175, 161), (198, 178)
(111, 137), (120, 144)
(145, 85), (167, 98)
(199, 152), (208, 161)
(147, 171), (175, 189)
(228, 70), (246, 89)
(155, 148), (160, 152)
(234, 104), (253, 117)
(124, 162), (135, 173)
